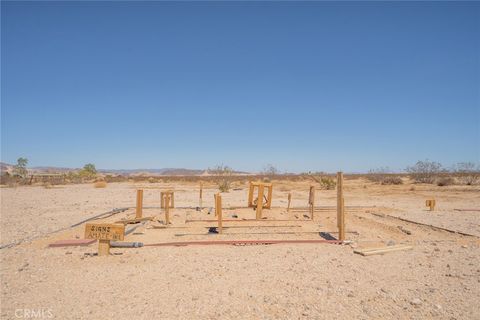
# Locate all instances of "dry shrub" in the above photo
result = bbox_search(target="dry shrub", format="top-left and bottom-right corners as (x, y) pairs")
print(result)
(319, 177), (336, 190)
(93, 181), (107, 188)
(381, 176), (403, 185)
(210, 164), (233, 192)
(406, 160), (443, 184)
(437, 177), (455, 187)
(43, 182), (53, 189)
(148, 177), (156, 183)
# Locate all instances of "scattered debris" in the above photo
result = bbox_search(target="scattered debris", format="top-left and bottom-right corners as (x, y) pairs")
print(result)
(397, 226), (412, 235)
(208, 227), (219, 234)
(410, 298), (422, 307)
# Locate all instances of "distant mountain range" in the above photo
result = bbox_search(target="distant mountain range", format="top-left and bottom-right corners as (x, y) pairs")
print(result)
(0, 162), (244, 176)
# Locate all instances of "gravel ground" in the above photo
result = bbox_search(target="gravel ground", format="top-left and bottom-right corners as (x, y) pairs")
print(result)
(1, 179), (479, 319)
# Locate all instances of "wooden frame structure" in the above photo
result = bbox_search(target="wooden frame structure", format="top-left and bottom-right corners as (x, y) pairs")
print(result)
(248, 182), (273, 209)
(128, 176), (348, 243)
(160, 191), (175, 208)
(426, 199), (436, 211)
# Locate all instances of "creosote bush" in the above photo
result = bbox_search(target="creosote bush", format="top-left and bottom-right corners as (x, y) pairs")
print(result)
(319, 177), (336, 190)
(406, 160), (443, 184)
(437, 177), (455, 187)
(381, 176), (403, 185)
(210, 164), (233, 192)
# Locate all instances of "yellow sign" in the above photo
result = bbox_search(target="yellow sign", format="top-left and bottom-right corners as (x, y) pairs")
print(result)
(84, 223), (125, 241)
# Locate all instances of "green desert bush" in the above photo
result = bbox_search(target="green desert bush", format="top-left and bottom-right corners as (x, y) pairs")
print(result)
(319, 177), (336, 190)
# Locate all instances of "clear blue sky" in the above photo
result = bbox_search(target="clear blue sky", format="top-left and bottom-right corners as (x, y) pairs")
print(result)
(1, 1), (479, 173)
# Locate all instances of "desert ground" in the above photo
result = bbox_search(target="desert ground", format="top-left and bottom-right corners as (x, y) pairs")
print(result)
(1, 178), (479, 319)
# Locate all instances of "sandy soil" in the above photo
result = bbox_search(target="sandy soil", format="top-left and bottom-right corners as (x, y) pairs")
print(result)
(1, 179), (479, 319)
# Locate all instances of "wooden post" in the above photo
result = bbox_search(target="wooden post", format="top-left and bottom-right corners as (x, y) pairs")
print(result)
(161, 191), (174, 208)
(266, 184), (273, 209)
(199, 183), (203, 209)
(214, 194), (218, 217)
(337, 172), (345, 241)
(248, 182), (254, 207)
(287, 193), (291, 212)
(309, 185), (315, 219)
(136, 189), (143, 219)
(98, 240), (111, 256)
(216, 193), (223, 233)
(256, 185), (264, 220)
(164, 193), (170, 225)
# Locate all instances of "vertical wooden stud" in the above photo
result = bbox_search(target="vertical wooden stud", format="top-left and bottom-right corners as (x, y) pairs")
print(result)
(337, 172), (345, 241)
(136, 189), (143, 219)
(164, 193), (170, 225)
(309, 185), (315, 219)
(266, 185), (273, 209)
(199, 183), (203, 209)
(98, 239), (110, 256)
(170, 191), (174, 208)
(216, 193), (223, 233)
(287, 193), (291, 212)
(256, 185), (264, 220)
(248, 182), (254, 207)
(214, 194), (218, 217)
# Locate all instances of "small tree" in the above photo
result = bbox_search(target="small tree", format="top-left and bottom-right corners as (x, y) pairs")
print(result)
(210, 164), (233, 192)
(406, 160), (443, 184)
(13, 157), (28, 178)
(79, 163), (97, 180)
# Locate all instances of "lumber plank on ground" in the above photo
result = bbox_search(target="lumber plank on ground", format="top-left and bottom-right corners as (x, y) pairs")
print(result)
(354, 244), (413, 256)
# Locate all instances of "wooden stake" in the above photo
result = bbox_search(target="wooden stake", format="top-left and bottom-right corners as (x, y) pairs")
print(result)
(248, 182), (254, 207)
(309, 185), (315, 218)
(266, 184), (273, 209)
(98, 239), (111, 256)
(164, 193), (170, 225)
(256, 185), (264, 220)
(287, 193), (291, 212)
(337, 172), (345, 241)
(216, 193), (223, 233)
(136, 189), (143, 219)
(199, 183), (203, 209)
(214, 194), (218, 217)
